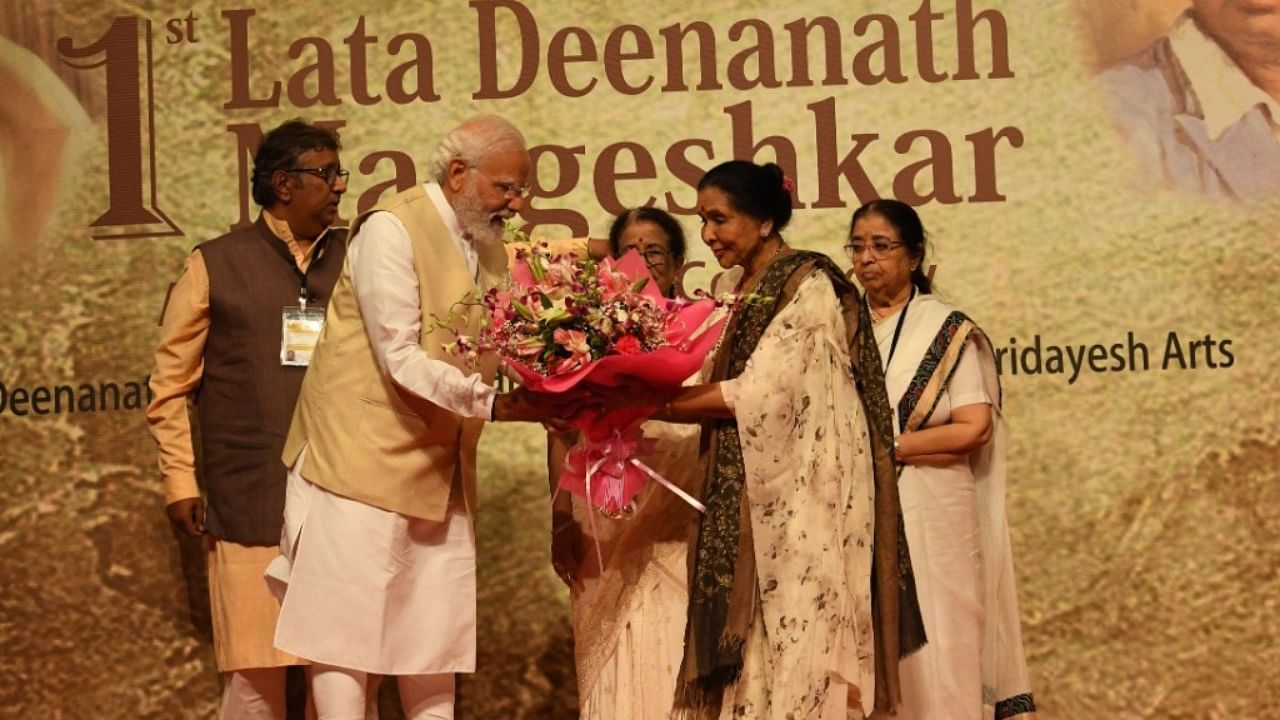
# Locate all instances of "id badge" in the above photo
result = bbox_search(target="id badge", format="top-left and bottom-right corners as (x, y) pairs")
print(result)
(281, 306), (326, 366)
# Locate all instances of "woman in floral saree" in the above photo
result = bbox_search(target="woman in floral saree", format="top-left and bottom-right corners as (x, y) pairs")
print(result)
(593, 161), (924, 720)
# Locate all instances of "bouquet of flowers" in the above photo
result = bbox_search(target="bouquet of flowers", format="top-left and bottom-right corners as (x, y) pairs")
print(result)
(440, 233), (727, 527)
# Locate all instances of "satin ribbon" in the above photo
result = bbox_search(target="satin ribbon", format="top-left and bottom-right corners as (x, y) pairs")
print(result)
(562, 425), (707, 572)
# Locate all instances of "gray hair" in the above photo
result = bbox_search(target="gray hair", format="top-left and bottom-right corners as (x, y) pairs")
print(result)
(427, 115), (528, 184)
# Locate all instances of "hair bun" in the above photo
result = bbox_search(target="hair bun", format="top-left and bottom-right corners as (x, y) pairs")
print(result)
(697, 160), (794, 233)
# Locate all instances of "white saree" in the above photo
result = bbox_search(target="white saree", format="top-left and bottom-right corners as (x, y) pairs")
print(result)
(572, 419), (702, 720)
(873, 293), (1035, 720)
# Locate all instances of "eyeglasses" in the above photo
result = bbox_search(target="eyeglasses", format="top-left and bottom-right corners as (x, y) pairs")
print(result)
(844, 240), (902, 258)
(288, 166), (350, 186)
(470, 166), (531, 199)
(635, 247), (671, 265)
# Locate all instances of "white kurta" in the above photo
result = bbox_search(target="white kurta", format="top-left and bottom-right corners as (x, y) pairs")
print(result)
(268, 449), (477, 674)
(265, 183), (495, 674)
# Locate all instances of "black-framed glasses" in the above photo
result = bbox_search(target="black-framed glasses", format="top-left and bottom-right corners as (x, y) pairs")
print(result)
(288, 166), (350, 186)
(470, 166), (531, 199)
(844, 240), (902, 258)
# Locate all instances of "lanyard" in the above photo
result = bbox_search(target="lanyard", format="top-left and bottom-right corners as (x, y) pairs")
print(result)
(262, 229), (322, 309)
(881, 285), (915, 374)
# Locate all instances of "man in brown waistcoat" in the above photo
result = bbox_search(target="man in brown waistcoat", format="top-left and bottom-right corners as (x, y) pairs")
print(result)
(147, 119), (349, 719)
(265, 115), (567, 719)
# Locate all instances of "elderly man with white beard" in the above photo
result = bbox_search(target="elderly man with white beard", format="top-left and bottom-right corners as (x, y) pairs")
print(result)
(265, 115), (570, 720)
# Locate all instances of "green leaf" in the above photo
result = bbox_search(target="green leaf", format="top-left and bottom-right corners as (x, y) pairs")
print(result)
(511, 298), (537, 321)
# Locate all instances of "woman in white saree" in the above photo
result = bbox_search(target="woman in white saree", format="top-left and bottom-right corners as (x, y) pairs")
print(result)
(586, 161), (925, 720)
(848, 199), (1035, 720)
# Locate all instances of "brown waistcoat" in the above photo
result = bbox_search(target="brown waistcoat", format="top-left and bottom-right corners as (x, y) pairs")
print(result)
(196, 216), (347, 545)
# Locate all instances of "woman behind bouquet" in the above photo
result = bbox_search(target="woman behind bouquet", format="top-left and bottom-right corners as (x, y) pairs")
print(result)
(546, 207), (703, 720)
(847, 199), (1035, 720)
(595, 161), (923, 719)
(607, 206), (688, 298)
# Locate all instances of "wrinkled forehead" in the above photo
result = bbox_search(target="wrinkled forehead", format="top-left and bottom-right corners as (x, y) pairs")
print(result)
(695, 185), (737, 213)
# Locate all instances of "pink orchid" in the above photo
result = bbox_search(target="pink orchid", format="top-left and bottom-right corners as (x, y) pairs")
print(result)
(549, 353), (588, 375)
(513, 335), (546, 357)
(553, 328), (591, 356)
(597, 265), (631, 301)
(487, 291), (515, 326)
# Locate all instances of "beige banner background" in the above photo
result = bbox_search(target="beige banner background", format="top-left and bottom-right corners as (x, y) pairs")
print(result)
(1, 1), (1277, 718)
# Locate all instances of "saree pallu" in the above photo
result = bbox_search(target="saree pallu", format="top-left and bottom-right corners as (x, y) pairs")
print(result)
(677, 251), (921, 719)
(878, 294), (1035, 720)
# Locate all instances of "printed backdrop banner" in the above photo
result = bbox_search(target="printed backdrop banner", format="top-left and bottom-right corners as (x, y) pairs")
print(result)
(1, 1), (1277, 718)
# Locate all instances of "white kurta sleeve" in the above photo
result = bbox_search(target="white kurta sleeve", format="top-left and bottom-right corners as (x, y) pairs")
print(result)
(947, 336), (993, 410)
(348, 212), (495, 419)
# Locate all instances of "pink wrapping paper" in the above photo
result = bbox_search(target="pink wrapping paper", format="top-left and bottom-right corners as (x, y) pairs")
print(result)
(504, 251), (726, 516)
